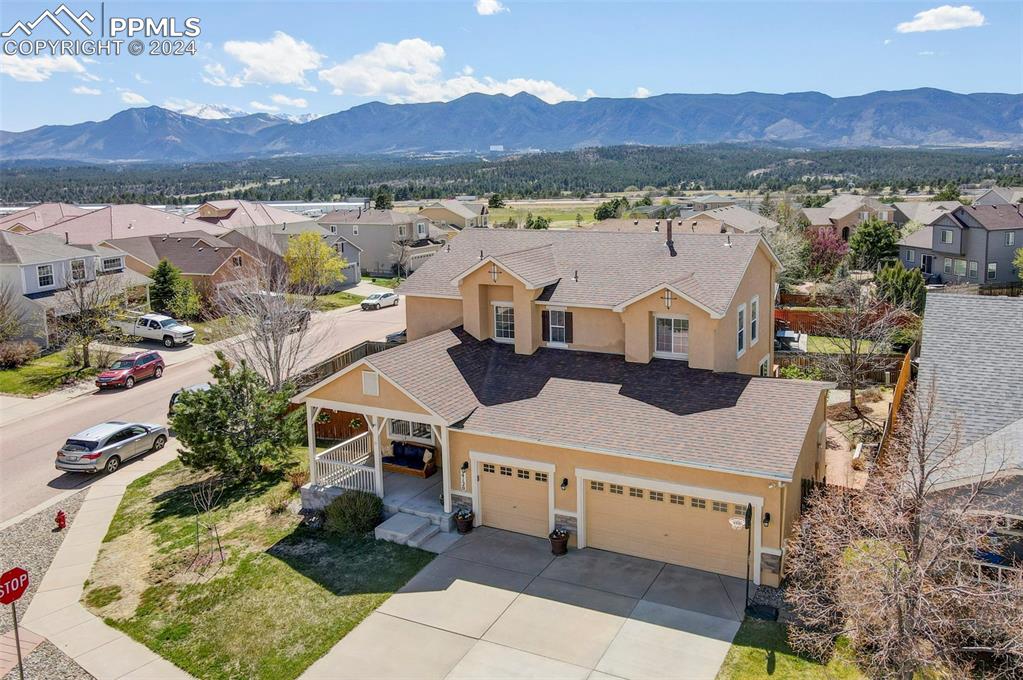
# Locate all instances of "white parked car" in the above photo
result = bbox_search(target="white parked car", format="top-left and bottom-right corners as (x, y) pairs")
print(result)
(361, 292), (399, 310)
(113, 314), (195, 348)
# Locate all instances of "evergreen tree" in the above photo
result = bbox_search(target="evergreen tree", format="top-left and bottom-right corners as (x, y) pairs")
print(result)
(488, 194), (506, 208)
(373, 189), (394, 210)
(876, 263), (925, 314)
(849, 218), (899, 271)
(149, 260), (182, 314)
(168, 278), (201, 320)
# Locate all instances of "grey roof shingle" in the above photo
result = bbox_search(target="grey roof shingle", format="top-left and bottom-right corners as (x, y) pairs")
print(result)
(897, 226), (933, 249)
(396, 229), (765, 317)
(364, 328), (828, 480)
(0, 231), (100, 265)
(102, 230), (246, 275)
(917, 294), (1023, 487)
(952, 204), (1023, 231)
(0, 203), (91, 232)
(317, 209), (415, 226)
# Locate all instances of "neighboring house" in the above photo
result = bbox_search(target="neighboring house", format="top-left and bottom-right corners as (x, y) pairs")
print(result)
(972, 186), (1023, 206)
(99, 230), (262, 300)
(801, 194), (893, 241)
(0, 231), (148, 347)
(688, 194), (736, 211)
(317, 208), (443, 276)
(897, 205), (1023, 285)
(0, 203), (93, 233)
(418, 200), (488, 229)
(187, 199), (305, 229)
(219, 222), (361, 289)
(293, 227), (833, 588)
(914, 294), (1022, 542)
(892, 201), (961, 227)
(34, 204), (226, 245)
(684, 206), (778, 234)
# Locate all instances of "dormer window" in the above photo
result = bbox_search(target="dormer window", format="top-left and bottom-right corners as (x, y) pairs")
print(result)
(493, 304), (515, 343)
(654, 315), (688, 359)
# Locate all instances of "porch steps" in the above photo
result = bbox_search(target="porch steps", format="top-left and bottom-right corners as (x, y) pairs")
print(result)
(417, 531), (464, 554)
(406, 523), (440, 549)
(375, 512), (432, 545)
(383, 499), (456, 533)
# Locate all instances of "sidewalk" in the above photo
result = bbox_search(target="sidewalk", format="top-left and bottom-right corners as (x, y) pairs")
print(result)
(20, 445), (195, 680)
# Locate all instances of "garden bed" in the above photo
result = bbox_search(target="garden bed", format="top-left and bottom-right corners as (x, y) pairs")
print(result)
(83, 452), (433, 680)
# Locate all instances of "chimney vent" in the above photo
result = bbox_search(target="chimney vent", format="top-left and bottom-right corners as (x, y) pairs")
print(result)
(573, 270), (578, 282)
(666, 219), (675, 257)
(480, 249), (484, 260)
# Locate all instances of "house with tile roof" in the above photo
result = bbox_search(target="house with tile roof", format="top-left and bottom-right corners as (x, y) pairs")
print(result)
(99, 230), (263, 300)
(915, 294), (1022, 532)
(896, 205), (1023, 284)
(0, 203), (93, 233)
(418, 199), (489, 229)
(0, 231), (149, 347)
(292, 226), (833, 587)
(801, 194), (895, 241)
(34, 204), (227, 246)
(317, 208), (443, 275)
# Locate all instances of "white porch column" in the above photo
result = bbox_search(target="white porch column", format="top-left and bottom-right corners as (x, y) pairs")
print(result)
(306, 404), (321, 485)
(440, 425), (452, 513)
(368, 415), (385, 497)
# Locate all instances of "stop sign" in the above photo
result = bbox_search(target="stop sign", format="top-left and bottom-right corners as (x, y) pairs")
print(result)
(0, 568), (29, 605)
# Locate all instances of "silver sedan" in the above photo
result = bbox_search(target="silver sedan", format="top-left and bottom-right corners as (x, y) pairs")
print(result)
(56, 421), (168, 474)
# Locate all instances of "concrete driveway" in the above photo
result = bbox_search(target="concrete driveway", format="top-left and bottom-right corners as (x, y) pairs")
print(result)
(302, 527), (744, 680)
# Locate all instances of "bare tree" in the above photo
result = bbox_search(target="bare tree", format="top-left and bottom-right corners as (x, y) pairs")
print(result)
(213, 251), (321, 390)
(0, 280), (28, 342)
(787, 385), (1023, 679)
(53, 262), (133, 368)
(816, 278), (911, 415)
(189, 478), (225, 577)
(392, 237), (416, 280)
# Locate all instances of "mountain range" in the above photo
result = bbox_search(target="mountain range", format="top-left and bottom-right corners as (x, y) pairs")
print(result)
(2, 88), (1020, 162)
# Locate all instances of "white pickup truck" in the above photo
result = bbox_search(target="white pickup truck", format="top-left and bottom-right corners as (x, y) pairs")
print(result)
(113, 314), (196, 348)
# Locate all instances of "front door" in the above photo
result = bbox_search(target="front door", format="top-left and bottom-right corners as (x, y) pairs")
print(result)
(921, 254), (933, 274)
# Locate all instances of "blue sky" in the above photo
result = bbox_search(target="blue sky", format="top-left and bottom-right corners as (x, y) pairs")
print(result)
(1, 1), (1020, 131)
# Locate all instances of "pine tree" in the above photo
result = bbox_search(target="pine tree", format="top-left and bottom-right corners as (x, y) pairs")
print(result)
(149, 260), (182, 314)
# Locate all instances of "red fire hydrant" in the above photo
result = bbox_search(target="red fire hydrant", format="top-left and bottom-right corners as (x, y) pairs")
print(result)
(55, 509), (66, 531)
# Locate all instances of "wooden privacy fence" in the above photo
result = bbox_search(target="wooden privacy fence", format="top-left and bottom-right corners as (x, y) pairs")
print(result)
(877, 350), (914, 460)
(775, 307), (918, 335)
(776, 351), (906, 385)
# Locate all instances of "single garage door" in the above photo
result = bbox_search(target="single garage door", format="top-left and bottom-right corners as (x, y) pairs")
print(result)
(585, 481), (749, 578)
(478, 462), (550, 538)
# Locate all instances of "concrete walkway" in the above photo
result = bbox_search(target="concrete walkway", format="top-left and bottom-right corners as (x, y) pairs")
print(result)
(20, 444), (195, 680)
(301, 527), (743, 680)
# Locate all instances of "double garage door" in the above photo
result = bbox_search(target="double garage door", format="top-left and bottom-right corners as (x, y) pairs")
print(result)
(584, 480), (750, 579)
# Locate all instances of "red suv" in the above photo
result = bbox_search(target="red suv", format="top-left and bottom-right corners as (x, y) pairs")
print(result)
(95, 351), (164, 390)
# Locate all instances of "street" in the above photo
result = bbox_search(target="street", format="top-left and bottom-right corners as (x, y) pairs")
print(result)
(0, 304), (405, 524)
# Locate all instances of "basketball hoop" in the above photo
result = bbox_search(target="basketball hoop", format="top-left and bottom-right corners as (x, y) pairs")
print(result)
(728, 516), (746, 530)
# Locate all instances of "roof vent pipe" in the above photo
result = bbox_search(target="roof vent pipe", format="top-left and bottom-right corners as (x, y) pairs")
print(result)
(480, 249), (484, 261)
(573, 270), (578, 282)
(65, 232), (69, 244)
(725, 234), (732, 247)
(666, 219), (675, 257)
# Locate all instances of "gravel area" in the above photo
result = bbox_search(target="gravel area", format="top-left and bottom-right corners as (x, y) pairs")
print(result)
(752, 584), (793, 622)
(2, 641), (93, 680)
(0, 490), (92, 680)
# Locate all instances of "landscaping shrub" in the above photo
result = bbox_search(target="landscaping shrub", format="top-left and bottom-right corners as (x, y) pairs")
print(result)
(0, 340), (39, 368)
(779, 365), (825, 381)
(265, 487), (292, 515)
(324, 490), (383, 535)
(288, 468), (310, 491)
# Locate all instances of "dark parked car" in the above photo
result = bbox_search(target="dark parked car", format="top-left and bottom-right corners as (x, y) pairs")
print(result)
(95, 351), (164, 390)
(386, 329), (407, 344)
(168, 383), (211, 419)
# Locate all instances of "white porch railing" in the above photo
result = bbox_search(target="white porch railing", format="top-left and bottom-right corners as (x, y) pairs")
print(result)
(314, 432), (376, 493)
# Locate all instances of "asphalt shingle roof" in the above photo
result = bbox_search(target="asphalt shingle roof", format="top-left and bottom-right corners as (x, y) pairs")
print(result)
(952, 204), (1023, 231)
(363, 328), (828, 480)
(187, 200), (304, 228)
(102, 230), (245, 275)
(0, 231), (100, 265)
(0, 203), (91, 232)
(916, 294), (1023, 487)
(397, 229), (765, 317)
(36, 204), (226, 244)
(317, 209), (415, 226)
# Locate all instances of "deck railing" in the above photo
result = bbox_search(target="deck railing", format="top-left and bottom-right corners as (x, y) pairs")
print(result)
(314, 432), (376, 493)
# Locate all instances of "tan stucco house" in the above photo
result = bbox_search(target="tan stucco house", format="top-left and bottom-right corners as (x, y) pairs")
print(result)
(419, 199), (489, 229)
(293, 227), (832, 587)
(801, 194), (893, 241)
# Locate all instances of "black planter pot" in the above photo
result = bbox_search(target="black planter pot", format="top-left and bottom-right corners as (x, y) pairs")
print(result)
(549, 532), (569, 556)
(455, 513), (474, 534)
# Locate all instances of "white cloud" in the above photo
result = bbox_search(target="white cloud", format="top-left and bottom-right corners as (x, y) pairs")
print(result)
(250, 100), (280, 112)
(475, 0), (509, 15)
(201, 62), (243, 88)
(81, 56), (99, 64)
(77, 71), (102, 82)
(120, 90), (149, 105)
(883, 39), (893, 46)
(0, 54), (85, 82)
(270, 93), (308, 108)
(72, 85), (101, 95)
(222, 31), (323, 86)
(633, 86), (651, 98)
(318, 38), (575, 104)
(896, 5), (985, 33)
(134, 73), (151, 84)
(918, 50), (936, 56)
(584, 88), (597, 99)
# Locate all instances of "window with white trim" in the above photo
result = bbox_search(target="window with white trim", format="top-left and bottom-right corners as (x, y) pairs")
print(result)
(940, 228), (953, 244)
(397, 225), (406, 238)
(1006, 232), (1016, 247)
(351, 225), (357, 235)
(493, 305), (515, 343)
(906, 249), (915, 263)
(968, 261), (978, 279)
(389, 419), (432, 443)
(548, 308), (567, 345)
(943, 258), (952, 274)
(736, 304), (746, 357)
(954, 259), (967, 277)
(69, 259), (86, 281)
(987, 262), (997, 280)
(750, 296), (759, 345)
(858, 211), (868, 222)
(361, 371), (379, 396)
(37, 264), (54, 288)
(654, 316), (688, 358)
(101, 256), (123, 272)
(758, 356), (770, 377)
(416, 222), (428, 238)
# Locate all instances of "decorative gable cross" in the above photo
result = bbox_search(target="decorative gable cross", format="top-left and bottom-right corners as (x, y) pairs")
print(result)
(662, 289), (673, 310)
(489, 263), (501, 282)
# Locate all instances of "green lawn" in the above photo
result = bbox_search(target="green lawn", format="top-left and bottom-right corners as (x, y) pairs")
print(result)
(308, 291), (365, 311)
(189, 317), (243, 345)
(0, 350), (103, 396)
(364, 276), (400, 289)
(807, 336), (875, 354)
(489, 206), (595, 228)
(86, 452), (433, 680)
(717, 620), (864, 680)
